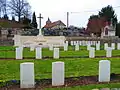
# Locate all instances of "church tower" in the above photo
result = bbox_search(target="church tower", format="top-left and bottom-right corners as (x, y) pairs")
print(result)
(46, 17), (51, 25)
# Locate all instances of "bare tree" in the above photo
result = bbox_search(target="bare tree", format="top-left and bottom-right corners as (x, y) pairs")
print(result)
(0, 0), (7, 17)
(8, 0), (31, 22)
(0, 1), (2, 17)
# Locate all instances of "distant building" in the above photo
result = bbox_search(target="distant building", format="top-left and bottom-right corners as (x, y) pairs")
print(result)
(101, 21), (116, 38)
(43, 18), (66, 30)
(86, 17), (116, 37)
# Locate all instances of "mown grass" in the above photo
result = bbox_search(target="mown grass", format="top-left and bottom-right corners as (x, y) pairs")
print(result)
(0, 46), (120, 58)
(0, 58), (120, 81)
(0, 46), (120, 89)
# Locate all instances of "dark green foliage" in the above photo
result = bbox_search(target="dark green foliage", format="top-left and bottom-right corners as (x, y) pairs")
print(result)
(21, 16), (31, 29)
(99, 5), (117, 26)
(116, 22), (120, 37)
(31, 12), (38, 29)
(89, 15), (99, 20)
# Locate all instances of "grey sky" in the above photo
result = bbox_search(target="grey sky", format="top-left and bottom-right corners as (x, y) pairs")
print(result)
(28, 0), (120, 28)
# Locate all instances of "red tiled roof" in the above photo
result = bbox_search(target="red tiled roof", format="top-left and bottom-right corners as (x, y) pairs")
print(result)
(44, 20), (66, 28)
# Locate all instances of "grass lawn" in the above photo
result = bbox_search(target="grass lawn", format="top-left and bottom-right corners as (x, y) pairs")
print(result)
(0, 58), (120, 89)
(0, 58), (120, 81)
(0, 46), (120, 58)
(0, 46), (120, 89)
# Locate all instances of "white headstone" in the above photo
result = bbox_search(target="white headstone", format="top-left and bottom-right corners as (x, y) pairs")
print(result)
(106, 47), (112, 57)
(87, 41), (91, 45)
(87, 44), (91, 50)
(54, 48), (59, 59)
(82, 40), (86, 46)
(98, 41), (100, 45)
(96, 43), (100, 50)
(64, 43), (68, 51)
(36, 47), (42, 59)
(70, 41), (74, 46)
(76, 41), (79, 45)
(111, 43), (115, 50)
(16, 47), (23, 59)
(85, 41), (88, 46)
(73, 41), (77, 45)
(65, 41), (68, 46)
(52, 62), (64, 86)
(99, 60), (110, 82)
(20, 62), (35, 88)
(89, 47), (95, 58)
(91, 41), (94, 45)
(104, 43), (108, 50)
(19, 46), (23, 51)
(91, 41), (93, 45)
(81, 41), (83, 46)
(117, 43), (120, 50)
(49, 44), (53, 51)
(79, 41), (82, 45)
(75, 44), (79, 51)
(30, 45), (35, 51)
(93, 41), (96, 45)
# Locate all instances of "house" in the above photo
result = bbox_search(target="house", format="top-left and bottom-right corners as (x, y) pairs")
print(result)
(86, 17), (116, 37)
(43, 18), (66, 30)
(86, 17), (106, 37)
(101, 21), (116, 38)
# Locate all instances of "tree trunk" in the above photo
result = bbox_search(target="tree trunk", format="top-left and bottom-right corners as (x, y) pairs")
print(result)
(18, 13), (21, 22)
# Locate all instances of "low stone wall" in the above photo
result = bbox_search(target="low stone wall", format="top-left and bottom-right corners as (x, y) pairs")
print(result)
(0, 39), (14, 46)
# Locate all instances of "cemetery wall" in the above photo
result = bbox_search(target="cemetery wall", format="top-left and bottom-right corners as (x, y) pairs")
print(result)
(0, 38), (14, 46)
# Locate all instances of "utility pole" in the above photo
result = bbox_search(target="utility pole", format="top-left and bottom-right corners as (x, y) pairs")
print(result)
(37, 13), (43, 35)
(67, 12), (69, 29)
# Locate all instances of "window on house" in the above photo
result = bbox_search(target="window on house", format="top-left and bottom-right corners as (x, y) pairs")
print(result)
(105, 28), (108, 35)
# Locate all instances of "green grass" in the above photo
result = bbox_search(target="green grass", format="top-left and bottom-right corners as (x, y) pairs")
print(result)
(0, 46), (120, 89)
(0, 46), (16, 50)
(0, 58), (120, 81)
(0, 46), (120, 58)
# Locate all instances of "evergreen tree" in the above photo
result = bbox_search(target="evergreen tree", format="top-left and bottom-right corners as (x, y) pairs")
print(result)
(31, 12), (37, 28)
(99, 5), (117, 26)
(116, 22), (120, 37)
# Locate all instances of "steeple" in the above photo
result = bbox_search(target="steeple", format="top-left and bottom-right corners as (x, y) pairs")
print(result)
(46, 17), (51, 24)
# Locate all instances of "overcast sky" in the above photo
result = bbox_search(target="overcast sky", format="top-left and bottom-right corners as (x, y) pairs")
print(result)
(27, 0), (120, 28)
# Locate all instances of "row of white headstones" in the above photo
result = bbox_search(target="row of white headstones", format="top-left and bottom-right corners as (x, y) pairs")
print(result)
(16, 41), (120, 59)
(20, 60), (110, 88)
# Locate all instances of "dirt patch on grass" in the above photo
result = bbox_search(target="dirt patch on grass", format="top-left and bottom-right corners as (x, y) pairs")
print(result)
(0, 55), (120, 60)
(0, 74), (120, 90)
